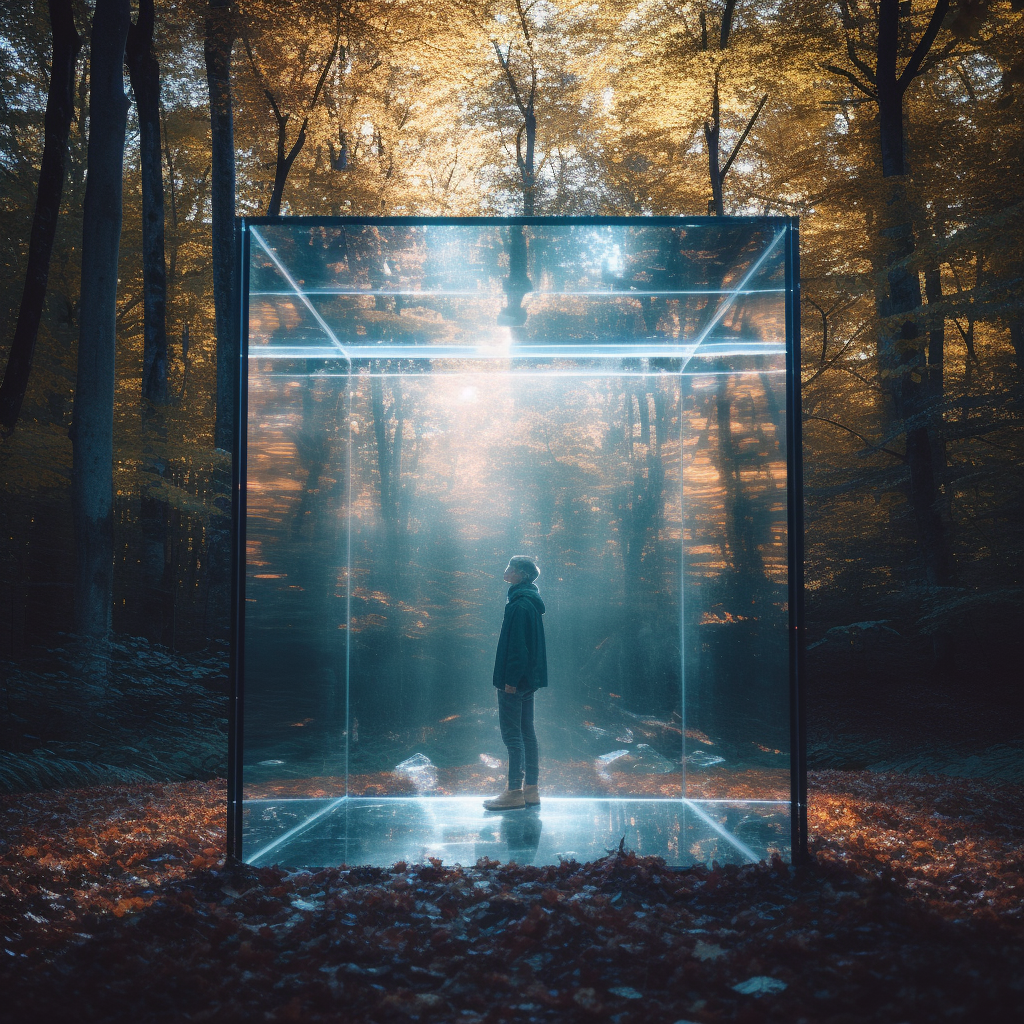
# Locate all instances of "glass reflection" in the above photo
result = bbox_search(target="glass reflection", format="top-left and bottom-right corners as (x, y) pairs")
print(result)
(240, 218), (794, 868)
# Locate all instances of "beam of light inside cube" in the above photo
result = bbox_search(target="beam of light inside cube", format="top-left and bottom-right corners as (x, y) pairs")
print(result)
(249, 226), (351, 360)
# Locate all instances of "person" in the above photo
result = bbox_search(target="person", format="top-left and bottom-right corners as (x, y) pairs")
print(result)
(484, 556), (547, 811)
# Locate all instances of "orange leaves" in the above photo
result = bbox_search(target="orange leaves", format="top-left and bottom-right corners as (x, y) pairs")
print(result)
(190, 849), (223, 870)
(111, 896), (149, 918)
(3, 771), (1024, 1022)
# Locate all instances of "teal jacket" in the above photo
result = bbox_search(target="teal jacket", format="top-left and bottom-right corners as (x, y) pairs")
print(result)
(492, 582), (548, 691)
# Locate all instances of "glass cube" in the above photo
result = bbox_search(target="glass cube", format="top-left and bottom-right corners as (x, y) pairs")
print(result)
(232, 217), (804, 870)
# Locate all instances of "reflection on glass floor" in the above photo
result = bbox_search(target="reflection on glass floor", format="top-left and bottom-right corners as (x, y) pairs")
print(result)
(243, 797), (790, 869)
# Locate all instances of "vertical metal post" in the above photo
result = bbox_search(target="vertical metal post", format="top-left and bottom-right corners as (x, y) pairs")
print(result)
(679, 373), (688, 803)
(785, 218), (807, 865)
(227, 218), (250, 861)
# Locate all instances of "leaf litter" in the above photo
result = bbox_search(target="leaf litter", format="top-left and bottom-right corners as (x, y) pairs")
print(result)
(1, 770), (1022, 1022)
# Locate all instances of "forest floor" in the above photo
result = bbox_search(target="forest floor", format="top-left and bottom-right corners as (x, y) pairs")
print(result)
(2, 771), (1022, 1023)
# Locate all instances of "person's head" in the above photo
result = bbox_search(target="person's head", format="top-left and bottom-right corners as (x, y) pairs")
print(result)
(503, 556), (540, 586)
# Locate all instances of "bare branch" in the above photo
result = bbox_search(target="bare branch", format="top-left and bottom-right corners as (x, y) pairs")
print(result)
(492, 40), (528, 116)
(515, 0), (533, 49)
(804, 295), (831, 364)
(720, 93), (768, 182)
(846, 36), (877, 85)
(720, 0), (737, 49)
(954, 60), (978, 103)
(242, 33), (265, 91)
(898, 0), (951, 92)
(824, 63), (878, 99)
(307, 10), (345, 113)
(265, 87), (285, 130)
(514, 0), (537, 108)
(515, 121), (526, 173)
(952, 318), (981, 364)
(916, 38), (960, 81)
(805, 415), (907, 462)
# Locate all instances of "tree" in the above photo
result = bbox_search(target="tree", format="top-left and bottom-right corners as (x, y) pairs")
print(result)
(589, 0), (809, 217)
(696, 0), (768, 217)
(205, 0), (236, 452)
(230, 0), (476, 218)
(126, 0), (174, 642)
(491, 0), (539, 215)
(0, 0), (80, 433)
(126, 0), (169, 406)
(829, 0), (960, 586)
(241, 0), (344, 216)
(476, 0), (604, 216)
(72, 0), (132, 636)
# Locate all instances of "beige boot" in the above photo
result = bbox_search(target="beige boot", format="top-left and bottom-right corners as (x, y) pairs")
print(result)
(523, 785), (540, 806)
(483, 788), (525, 810)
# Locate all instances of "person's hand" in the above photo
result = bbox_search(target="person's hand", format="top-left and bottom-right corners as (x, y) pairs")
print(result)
(504, 684), (517, 693)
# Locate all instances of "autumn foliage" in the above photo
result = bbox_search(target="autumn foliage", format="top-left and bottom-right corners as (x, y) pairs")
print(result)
(3, 770), (1022, 1022)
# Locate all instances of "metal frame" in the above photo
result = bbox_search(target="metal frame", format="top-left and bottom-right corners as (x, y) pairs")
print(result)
(784, 219), (807, 864)
(227, 221), (251, 860)
(239, 214), (792, 226)
(228, 214), (806, 865)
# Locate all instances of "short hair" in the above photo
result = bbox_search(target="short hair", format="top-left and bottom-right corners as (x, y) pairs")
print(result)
(508, 555), (540, 582)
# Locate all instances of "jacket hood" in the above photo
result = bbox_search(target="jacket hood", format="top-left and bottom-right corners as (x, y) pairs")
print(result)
(508, 581), (546, 615)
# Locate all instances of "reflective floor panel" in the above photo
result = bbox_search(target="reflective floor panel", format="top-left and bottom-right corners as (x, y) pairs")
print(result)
(243, 797), (790, 869)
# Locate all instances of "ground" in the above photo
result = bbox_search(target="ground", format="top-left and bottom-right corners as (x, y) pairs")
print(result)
(1, 771), (1022, 1023)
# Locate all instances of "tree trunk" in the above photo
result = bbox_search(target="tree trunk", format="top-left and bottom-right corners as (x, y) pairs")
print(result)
(127, 0), (173, 644)
(0, 0), (81, 434)
(923, 260), (944, 400)
(206, 0), (236, 451)
(126, 0), (168, 406)
(266, 110), (308, 217)
(923, 255), (953, 533)
(521, 110), (536, 216)
(201, 0), (237, 638)
(876, 0), (906, 177)
(72, 0), (131, 637)
(874, 0), (953, 587)
(1011, 319), (1024, 373)
(704, 73), (724, 217)
(877, 201), (953, 586)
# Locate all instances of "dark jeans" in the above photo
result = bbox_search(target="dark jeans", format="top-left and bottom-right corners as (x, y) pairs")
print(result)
(497, 688), (539, 790)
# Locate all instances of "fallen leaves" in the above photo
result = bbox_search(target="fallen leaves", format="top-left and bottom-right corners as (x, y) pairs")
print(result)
(0, 771), (1022, 1022)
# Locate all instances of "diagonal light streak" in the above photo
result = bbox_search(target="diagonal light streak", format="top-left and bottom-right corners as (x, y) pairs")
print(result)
(683, 799), (761, 863)
(249, 227), (350, 360)
(247, 796), (347, 865)
(680, 229), (787, 374)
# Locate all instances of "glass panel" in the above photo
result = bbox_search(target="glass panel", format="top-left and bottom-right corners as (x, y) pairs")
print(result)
(240, 218), (794, 869)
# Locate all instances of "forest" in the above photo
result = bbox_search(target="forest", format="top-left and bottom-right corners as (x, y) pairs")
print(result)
(0, 1), (1022, 1020)
(1, 0), (1020, 788)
